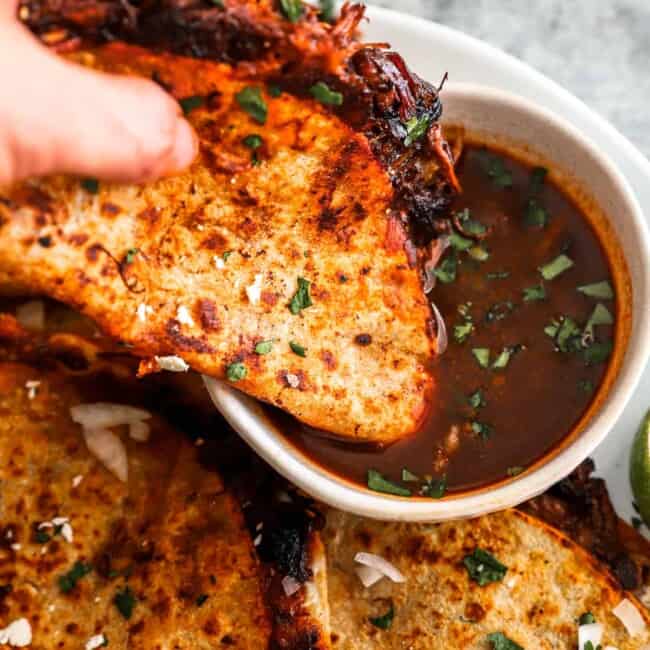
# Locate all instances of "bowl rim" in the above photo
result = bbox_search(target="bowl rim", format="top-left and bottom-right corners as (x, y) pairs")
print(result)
(204, 82), (650, 522)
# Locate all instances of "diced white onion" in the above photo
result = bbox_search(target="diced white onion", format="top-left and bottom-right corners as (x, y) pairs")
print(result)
(613, 598), (646, 637)
(578, 623), (603, 650)
(281, 575), (302, 597)
(355, 565), (384, 588)
(129, 420), (151, 442)
(603, 646), (619, 650)
(0, 618), (32, 647)
(16, 300), (45, 331)
(430, 302), (448, 355)
(86, 635), (107, 650)
(70, 402), (152, 429)
(83, 428), (128, 482)
(354, 552), (406, 584)
(246, 273), (263, 305)
(155, 355), (189, 372)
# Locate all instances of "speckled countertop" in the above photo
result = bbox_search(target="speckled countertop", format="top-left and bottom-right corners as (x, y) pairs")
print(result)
(371, 0), (650, 158)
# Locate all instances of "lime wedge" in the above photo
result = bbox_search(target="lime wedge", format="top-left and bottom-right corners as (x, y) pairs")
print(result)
(630, 410), (650, 524)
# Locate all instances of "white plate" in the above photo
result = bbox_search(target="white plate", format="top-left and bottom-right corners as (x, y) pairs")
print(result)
(362, 4), (650, 523)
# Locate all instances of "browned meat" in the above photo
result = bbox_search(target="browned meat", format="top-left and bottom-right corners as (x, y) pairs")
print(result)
(520, 458), (641, 590)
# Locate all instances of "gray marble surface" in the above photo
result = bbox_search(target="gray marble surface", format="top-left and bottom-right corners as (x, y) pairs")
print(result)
(371, 0), (650, 159)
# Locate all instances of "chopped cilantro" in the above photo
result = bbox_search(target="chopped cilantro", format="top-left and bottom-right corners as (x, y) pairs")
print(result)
(280, 0), (303, 22)
(318, 0), (336, 22)
(485, 301), (514, 322)
(226, 362), (247, 382)
(478, 150), (513, 188)
(544, 320), (560, 338)
(507, 466), (524, 477)
(539, 254), (574, 280)
(403, 115), (431, 147)
(434, 253), (457, 284)
(468, 245), (490, 262)
(310, 82), (343, 106)
(578, 280), (614, 300)
(464, 548), (507, 586)
(81, 177), (99, 194)
(487, 271), (510, 280)
(289, 341), (307, 357)
(523, 198), (549, 227)
(179, 95), (204, 115)
(268, 83), (282, 98)
(492, 347), (513, 369)
(58, 561), (92, 593)
(529, 166), (548, 194)
(449, 231), (473, 251)
(579, 612), (596, 625)
(367, 469), (411, 497)
(456, 209), (487, 236)
(486, 632), (523, 650)
(472, 348), (490, 369)
(196, 594), (209, 607)
(578, 379), (594, 394)
(235, 86), (268, 124)
(468, 389), (485, 409)
(35, 529), (51, 544)
(471, 421), (493, 439)
(583, 642), (600, 650)
(369, 603), (394, 630)
(422, 475), (447, 498)
(523, 283), (546, 302)
(583, 340), (612, 365)
(401, 468), (419, 482)
(289, 277), (313, 314)
(453, 321), (474, 344)
(242, 134), (263, 150)
(254, 340), (273, 355)
(555, 317), (582, 353)
(222, 250), (232, 262)
(583, 303), (613, 340)
(124, 248), (139, 265)
(113, 586), (136, 620)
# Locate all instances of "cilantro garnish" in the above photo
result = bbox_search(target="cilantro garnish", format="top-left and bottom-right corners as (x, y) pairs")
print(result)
(289, 341), (307, 357)
(507, 466), (524, 477)
(279, 0), (303, 22)
(464, 548), (507, 586)
(579, 612), (596, 625)
(422, 475), (447, 498)
(403, 114), (431, 147)
(310, 82), (344, 106)
(179, 95), (204, 115)
(268, 84), (282, 98)
(226, 362), (247, 382)
(367, 469), (411, 497)
(577, 281), (614, 300)
(254, 340), (273, 355)
(539, 254), (574, 280)
(468, 389), (485, 409)
(58, 561), (92, 593)
(434, 253), (457, 284)
(449, 231), (473, 251)
(492, 347), (514, 369)
(485, 301), (514, 323)
(401, 468), (419, 482)
(114, 586), (137, 620)
(235, 86), (268, 124)
(583, 340), (612, 365)
(478, 151), (513, 188)
(468, 245), (490, 262)
(523, 283), (546, 302)
(486, 632), (523, 650)
(523, 198), (549, 227)
(529, 166), (548, 194)
(453, 321), (474, 344)
(369, 603), (394, 630)
(472, 421), (493, 439)
(124, 248), (139, 265)
(242, 134), (263, 150)
(81, 178), (99, 194)
(472, 348), (490, 369)
(196, 594), (209, 607)
(289, 277), (313, 314)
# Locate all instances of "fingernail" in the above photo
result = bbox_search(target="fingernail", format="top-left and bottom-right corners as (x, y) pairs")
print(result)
(169, 119), (198, 172)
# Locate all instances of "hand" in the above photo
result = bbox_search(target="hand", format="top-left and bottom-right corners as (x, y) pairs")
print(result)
(0, 2), (197, 185)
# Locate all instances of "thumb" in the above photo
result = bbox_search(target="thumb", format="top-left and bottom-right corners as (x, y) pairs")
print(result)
(0, 20), (197, 185)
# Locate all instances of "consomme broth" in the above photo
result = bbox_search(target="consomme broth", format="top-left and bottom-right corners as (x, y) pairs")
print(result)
(282, 144), (616, 494)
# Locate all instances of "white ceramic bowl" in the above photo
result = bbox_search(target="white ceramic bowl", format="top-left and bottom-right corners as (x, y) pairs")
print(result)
(204, 83), (650, 522)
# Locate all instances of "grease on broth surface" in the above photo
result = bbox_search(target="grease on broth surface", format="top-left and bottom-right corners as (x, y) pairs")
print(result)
(279, 145), (616, 495)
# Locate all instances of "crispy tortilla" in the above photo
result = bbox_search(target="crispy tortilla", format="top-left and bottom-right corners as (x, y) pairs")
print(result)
(0, 43), (436, 444)
(0, 360), (270, 648)
(322, 508), (650, 649)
